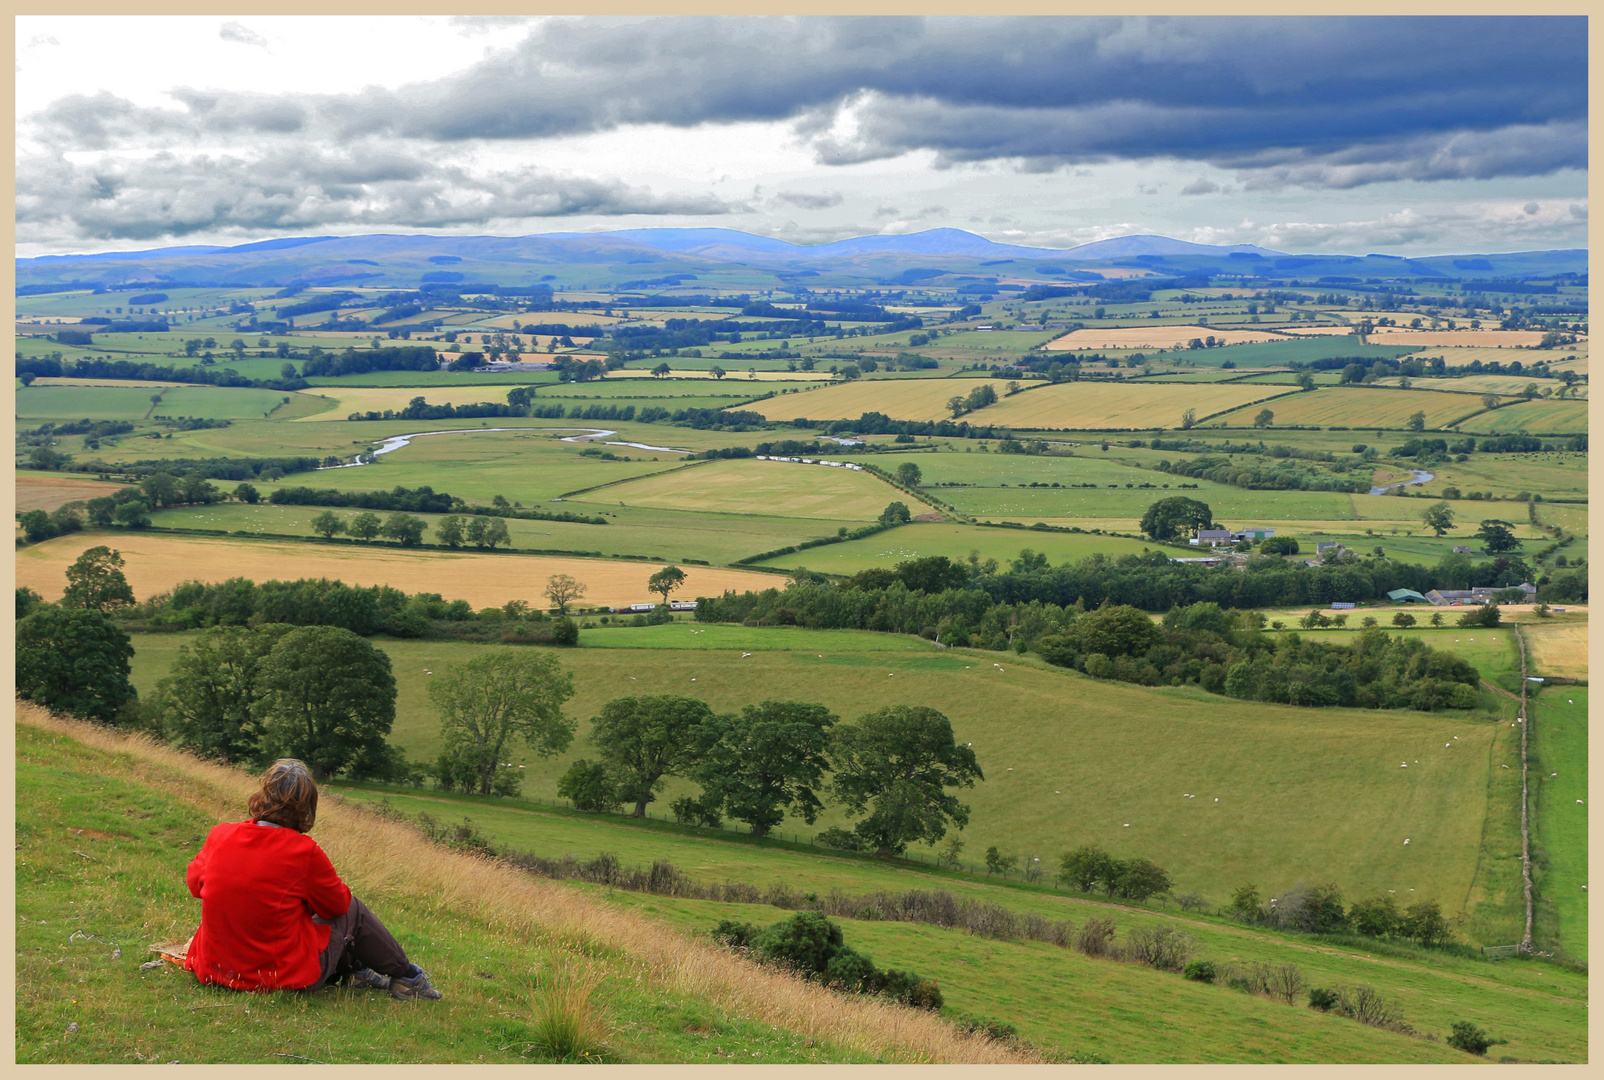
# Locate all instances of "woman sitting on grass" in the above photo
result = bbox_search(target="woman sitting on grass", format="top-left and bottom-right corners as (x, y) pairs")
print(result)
(184, 758), (441, 1001)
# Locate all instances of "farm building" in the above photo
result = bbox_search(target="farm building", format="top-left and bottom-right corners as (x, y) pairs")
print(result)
(1423, 583), (1538, 606)
(1452, 545), (1474, 554)
(1233, 527), (1276, 541)
(1195, 528), (1234, 546)
(1387, 589), (1430, 604)
(1316, 541), (1346, 556)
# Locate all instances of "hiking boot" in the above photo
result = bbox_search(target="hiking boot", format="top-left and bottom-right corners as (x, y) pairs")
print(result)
(389, 965), (442, 1002)
(344, 967), (391, 991)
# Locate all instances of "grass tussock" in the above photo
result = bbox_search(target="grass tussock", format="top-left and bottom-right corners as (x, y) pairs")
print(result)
(16, 702), (1037, 1065)
(528, 952), (609, 1061)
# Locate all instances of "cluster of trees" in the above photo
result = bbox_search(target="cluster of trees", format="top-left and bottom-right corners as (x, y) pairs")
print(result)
(1155, 457), (1370, 494)
(1033, 602), (1480, 710)
(946, 383), (999, 417)
(345, 397), (528, 422)
(712, 912), (942, 1009)
(791, 412), (999, 440)
(978, 844), (1174, 899)
(1226, 882), (1455, 947)
(16, 355), (307, 392)
(300, 346), (439, 378)
(554, 698), (981, 856)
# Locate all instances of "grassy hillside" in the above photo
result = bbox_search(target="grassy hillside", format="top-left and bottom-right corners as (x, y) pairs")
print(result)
(16, 707), (1027, 1065)
(327, 781), (1587, 1063)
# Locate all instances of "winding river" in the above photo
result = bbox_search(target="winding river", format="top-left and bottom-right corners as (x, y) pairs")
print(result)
(1368, 469), (1435, 496)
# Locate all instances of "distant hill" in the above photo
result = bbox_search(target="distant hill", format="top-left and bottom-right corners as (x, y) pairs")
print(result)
(15, 227), (1587, 292)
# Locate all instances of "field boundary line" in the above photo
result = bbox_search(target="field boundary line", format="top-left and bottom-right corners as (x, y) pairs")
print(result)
(551, 458), (714, 500)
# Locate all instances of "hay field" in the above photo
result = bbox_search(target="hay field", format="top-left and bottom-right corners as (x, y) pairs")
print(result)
(1470, 399), (1588, 434)
(16, 533), (778, 609)
(978, 381), (1295, 430)
(1044, 326), (1287, 350)
(1212, 387), (1496, 429)
(1396, 345), (1588, 369)
(738, 379), (1014, 422)
(1367, 329), (1565, 348)
(1270, 325), (1359, 336)
(1522, 622), (1589, 679)
(570, 458), (932, 521)
(14, 472), (130, 512)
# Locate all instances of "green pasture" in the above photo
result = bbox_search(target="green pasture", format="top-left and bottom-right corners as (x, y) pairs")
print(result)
(327, 785), (1584, 1061)
(1293, 627), (1518, 683)
(128, 632), (1499, 918)
(306, 369), (558, 387)
(1137, 338), (1414, 369)
(144, 501), (850, 566)
(1529, 687), (1588, 960)
(1468, 400), (1588, 435)
(15, 385), (168, 421)
(756, 522), (1168, 574)
(1409, 453), (1589, 502)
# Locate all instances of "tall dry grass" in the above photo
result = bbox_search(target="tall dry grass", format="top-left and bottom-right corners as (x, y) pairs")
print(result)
(18, 702), (1038, 1064)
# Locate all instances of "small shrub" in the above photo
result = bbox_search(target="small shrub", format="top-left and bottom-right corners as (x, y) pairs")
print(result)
(1308, 987), (1339, 1011)
(1225, 974), (1252, 993)
(1173, 891), (1208, 912)
(956, 1016), (1019, 1044)
(711, 920), (758, 948)
(1073, 916), (1118, 958)
(1446, 1021), (1505, 1056)
(1124, 924), (1197, 971)
(1182, 960), (1217, 983)
(1334, 984), (1412, 1033)
(814, 827), (866, 851)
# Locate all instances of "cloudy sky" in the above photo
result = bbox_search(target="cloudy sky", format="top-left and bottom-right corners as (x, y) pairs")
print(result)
(15, 15), (1588, 258)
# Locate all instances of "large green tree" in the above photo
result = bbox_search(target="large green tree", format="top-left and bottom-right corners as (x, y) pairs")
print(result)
(155, 624), (289, 764)
(1139, 497), (1214, 541)
(827, 705), (982, 856)
(17, 606), (137, 723)
(428, 651), (576, 796)
(692, 701), (838, 837)
(62, 546), (136, 613)
(1474, 519), (1521, 554)
(647, 565), (687, 606)
(589, 695), (714, 816)
(1421, 502), (1455, 537)
(255, 625), (397, 779)
(1069, 603), (1163, 658)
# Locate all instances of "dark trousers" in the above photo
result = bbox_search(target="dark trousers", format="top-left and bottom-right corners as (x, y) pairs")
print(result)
(308, 896), (411, 990)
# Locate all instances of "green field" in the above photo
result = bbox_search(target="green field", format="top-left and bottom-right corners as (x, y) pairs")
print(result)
(568, 458), (928, 523)
(1409, 453), (1589, 502)
(1212, 387), (1500, 430)
(15, 384), (330, 423)
(126, 630), (1500, 916)
(1529, 687), (1588, 960)
(1138, 338), (1417, 369)
(1470, 400), (1589, 435)
(756, 522), (1168, 573)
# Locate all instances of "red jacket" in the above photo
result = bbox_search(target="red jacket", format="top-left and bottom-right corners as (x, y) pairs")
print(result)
(185, 820), (352, 991)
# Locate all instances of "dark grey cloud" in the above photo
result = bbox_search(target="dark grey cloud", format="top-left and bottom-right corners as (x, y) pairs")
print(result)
(24, 16), (1586, 189)
(17, 147), (736, 241)
(1180, 178), (1219, 195)
(773, 190), (843, 209)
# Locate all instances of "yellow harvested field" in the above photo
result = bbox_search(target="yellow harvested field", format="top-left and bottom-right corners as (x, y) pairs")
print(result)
(15, 534), (777, 609)
(293, 385), (519, 420)
(1044, 326), (1289, 350)
(1212, 387), (1500, 429)
(739, 379), (1016, 422)
(979, 382), (1296, 430)
(14, 472), (130, 512)
(571, 458), (933, 521)
(1366, 329), (1571, 348)
(1522, 622), (1588, 679)
(1397, 344), (1589, 369)
(1375, 374), (1588, 399)
(1274, 325), (1359, 336)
